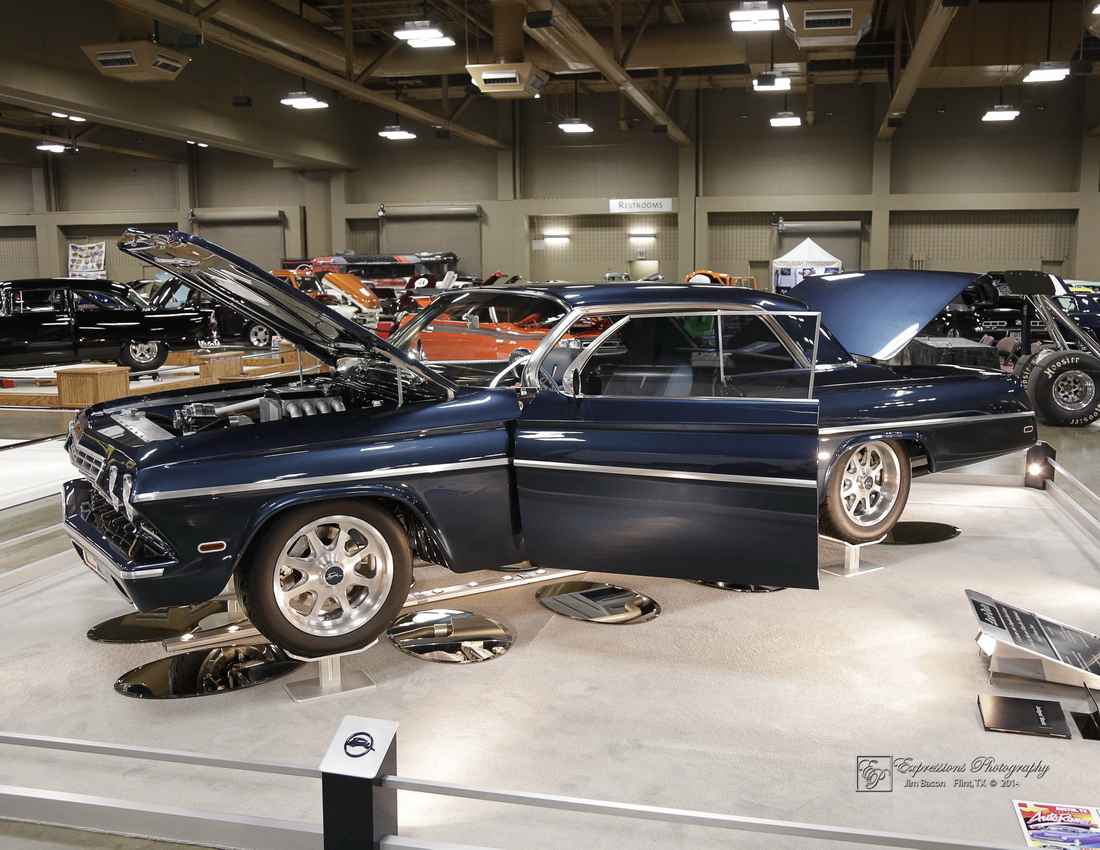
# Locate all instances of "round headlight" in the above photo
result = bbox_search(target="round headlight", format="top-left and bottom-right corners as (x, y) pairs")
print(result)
(121, 475), (135, 520)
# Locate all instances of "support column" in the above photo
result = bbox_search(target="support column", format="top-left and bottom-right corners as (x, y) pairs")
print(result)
(1073, 135), (1100, 280)
(676, 91), (698, 277)
(868, 138), (892, 269)
(303, 170), (333, 256)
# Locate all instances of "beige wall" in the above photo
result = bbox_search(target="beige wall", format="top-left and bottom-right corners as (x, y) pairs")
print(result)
(529, 213), (678, 281)
(196, 149), (304, 208)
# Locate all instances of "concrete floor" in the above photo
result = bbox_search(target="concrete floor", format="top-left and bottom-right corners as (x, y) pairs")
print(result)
(0, 414), (1098, 850)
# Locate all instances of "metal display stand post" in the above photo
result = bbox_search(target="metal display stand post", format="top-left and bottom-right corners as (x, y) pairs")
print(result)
(320, 715), (398, 850)
(819, 534), (886, 577)
(285, 646), (377, 703)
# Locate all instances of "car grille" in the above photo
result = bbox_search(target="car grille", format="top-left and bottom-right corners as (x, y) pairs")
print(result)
(71, 442), (105, 482)
(82, 491), (166, 561)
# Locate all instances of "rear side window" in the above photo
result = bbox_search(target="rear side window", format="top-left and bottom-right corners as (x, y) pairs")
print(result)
(573, 312), (812, 399)
(73, 290), (130, 310)
(12, 288), (66, 313)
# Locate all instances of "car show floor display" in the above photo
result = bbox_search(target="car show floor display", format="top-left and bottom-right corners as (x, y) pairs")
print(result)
(1, 478), (1099, 849)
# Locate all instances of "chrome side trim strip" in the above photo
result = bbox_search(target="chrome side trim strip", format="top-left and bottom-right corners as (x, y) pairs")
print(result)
(819, 410), (1034, 436)
(515, 458), (816, 489)
(132, 457), (510, 503)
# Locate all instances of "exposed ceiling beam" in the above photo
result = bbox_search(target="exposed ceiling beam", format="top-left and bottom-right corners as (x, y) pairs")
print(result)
(877, 0), (958, 141)
(196, 0), (241, 22)
(354, 41), (403, 84)
(0, 124), (185, 164)
(100, 0), (509, 150)
(618, 0), (661, 70)
(523, 0), (692, 146)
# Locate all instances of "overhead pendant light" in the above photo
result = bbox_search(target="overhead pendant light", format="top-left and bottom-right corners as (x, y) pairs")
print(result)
(982, 104), (1019, 122)
(753, 72), (791, 91)
(559, 79), (594, 133)
(36, 142), (68, 153)
(407, 35), (455, 47)
(983, 87), (1019, 122)
(394, 20), (445, 40)
(1024, 61), (1070, 83)
(1024, 0), (1070, 83)
(185, 140), (209, 147)
(730, 1), (779, 31)
(281, 91), (329, 109)
(770, 111), (801, 127)
(379, 124), (417, 139)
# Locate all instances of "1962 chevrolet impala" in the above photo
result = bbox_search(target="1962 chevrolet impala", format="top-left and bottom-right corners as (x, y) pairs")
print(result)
(63, 232), (1035, 657)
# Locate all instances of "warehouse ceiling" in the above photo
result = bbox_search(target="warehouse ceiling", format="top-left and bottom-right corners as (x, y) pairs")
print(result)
(2, 0), (1098, 159)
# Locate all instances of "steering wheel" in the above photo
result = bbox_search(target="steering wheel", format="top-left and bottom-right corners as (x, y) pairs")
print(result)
(488, 354), (558, 389)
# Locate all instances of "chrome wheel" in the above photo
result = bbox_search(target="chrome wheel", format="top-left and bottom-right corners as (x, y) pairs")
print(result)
(272, 515), (395, 638)
(247, 324), (271, 348)
(1051, 370), (1096, 411)
(838, 440), (903, 528)
(127, 342), (160, 365)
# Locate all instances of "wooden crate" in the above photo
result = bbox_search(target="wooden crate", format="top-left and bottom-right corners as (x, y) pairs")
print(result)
(197, 351), (244, 380)
(56, 366), (131, 407)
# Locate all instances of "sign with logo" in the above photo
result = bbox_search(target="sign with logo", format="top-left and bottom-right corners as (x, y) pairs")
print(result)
(320, 715), (398, 780)
(608, 198), (674, 213)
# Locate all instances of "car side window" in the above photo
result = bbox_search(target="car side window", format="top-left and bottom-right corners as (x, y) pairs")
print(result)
(73, 290), (129, 311)
(574, 312), (810, 399)
(12, 288), (66, 314)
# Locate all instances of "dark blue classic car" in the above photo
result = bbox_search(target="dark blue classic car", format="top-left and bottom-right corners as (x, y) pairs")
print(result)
(63, 232), (1035, 657)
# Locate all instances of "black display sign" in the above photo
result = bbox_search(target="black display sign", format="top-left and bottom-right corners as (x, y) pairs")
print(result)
(1038, 617), (1100, 676)
(969, 591), (1100, 676)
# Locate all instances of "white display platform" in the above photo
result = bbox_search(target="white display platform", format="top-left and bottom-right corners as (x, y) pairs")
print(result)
(0, 439), (72, 511)
(0, 479), (1099, 850)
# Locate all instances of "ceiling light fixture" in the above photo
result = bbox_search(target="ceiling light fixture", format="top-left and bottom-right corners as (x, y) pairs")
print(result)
(770, 111), (801, 127)
(407, 35), (455, 47)
(1024, 61), (1070, 83)
(559, 79), (594, 133)
(753, 72), (791, 91)
(379, 124), (417, 139)
(51, 112), (68, 119)
(982, 104), (1019, 122)
(69, 115), (87, 122)
(730, 1), (779, 31)
(280, 91), (329, 109)
(394, 20), (444, 40)
(35, 143), (68, 153)
(186, 140), (209, 147)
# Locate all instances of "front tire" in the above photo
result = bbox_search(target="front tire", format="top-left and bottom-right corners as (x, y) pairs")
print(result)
(118, 341), (168, 371)
(241, 501), (412, 658)
(245, 322), (272, 348)
(1028, 351), (1100, 427)
(820, 440), (911, 543)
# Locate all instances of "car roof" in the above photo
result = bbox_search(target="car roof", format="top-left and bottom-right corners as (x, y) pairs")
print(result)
(1, 277), (127, 291)
(474, 282), (808, 311)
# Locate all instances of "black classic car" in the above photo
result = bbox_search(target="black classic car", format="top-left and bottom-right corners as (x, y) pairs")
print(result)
(1, 277), (214, 371)
(63, 231), (1035, 658)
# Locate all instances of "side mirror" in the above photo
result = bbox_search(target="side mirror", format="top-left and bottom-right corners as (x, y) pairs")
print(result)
(562, 367), (578, 396)
(466, 314), (480, 330)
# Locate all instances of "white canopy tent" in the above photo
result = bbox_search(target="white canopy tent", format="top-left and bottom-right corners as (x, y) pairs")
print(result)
(772, 238), (842, 292)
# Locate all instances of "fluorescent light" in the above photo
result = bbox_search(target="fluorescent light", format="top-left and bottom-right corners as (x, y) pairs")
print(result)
(629, 235), (655, 242)
(558, 118), (594, 133)
(629, 229), (655, 236)
(51, 112), (68, 119)
(730, 3), (780, 31)
(408, 36), (455, 48)
(753, 73), (791, 91)
(68, 115), (87, 122)
(394, 21), (444, 39)
(36, 143), (67, 153)
(770, 111), (801, 127)
(1023, 62), (1070, 83)
(544, 236), (569, 244)
(378, 124), (417, 140)
(982, 104), (1019, 122)
(280, 91), (329, 109)
(185, 140), (209, 147)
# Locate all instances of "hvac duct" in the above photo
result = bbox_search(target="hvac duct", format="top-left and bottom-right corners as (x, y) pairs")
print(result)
(379, 204), (481, 219)
(190, 208), (285, 223)
(492, 0), (526, 64)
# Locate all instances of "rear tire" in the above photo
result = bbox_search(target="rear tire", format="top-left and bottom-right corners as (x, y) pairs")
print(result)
(245, 322), (272, 348)
(241, 501), (412, 658)
(820, 440), (911, 544)
(1028, 351), (1100, 427)
(118, 341), (168, 371)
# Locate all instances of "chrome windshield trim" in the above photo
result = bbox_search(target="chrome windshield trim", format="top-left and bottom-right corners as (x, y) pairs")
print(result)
(819, 410), (1034, 436)
(514, 458), (816, 489)
(132, 457), (510, 503)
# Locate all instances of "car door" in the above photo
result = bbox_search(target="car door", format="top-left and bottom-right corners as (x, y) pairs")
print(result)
(70, 286), (150, 360)
(0, 285), (76, 366)
(514, 309), (821, 588)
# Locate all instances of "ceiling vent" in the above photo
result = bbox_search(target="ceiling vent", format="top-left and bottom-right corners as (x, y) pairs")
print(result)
(466, 62), (548, 98)
(782, 0), (873, 49)
(79, 41), (190, 82)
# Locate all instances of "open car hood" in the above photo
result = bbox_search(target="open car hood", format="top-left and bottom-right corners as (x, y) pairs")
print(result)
(790, 269), (979, 361)
(118, 229), (450, 388)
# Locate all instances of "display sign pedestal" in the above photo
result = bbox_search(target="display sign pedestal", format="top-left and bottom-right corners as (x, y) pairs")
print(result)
(285, 645), (377, 703)
(968, 589), (1100, 689)
(320, 715), (398, 850)
(819, 534), (886, 577)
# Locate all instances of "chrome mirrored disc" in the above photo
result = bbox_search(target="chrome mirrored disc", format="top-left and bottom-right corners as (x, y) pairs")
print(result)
(535, 581), (660, 624)
(696, 582), (786, 593)
(88, 601), (243, 643)
(881, 521), (961, 545)
(114, 644), (302, 699)
(388, 609), (513, 663)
